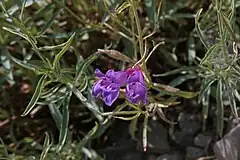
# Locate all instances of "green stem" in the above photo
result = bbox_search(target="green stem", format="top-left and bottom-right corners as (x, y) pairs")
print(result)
(102, 110), (140, 116)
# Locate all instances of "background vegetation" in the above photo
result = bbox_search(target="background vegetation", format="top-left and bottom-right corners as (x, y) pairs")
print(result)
(0, 0), (240, 159)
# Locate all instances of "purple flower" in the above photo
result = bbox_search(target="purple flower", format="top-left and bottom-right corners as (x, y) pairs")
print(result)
(126, 82), (147, 104)
(126, 67), (147, 104)
(92, 69), (127, 106)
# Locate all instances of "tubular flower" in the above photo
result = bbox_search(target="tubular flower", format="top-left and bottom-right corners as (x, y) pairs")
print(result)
(92, 69), (127, 106)
(125, 67), (147, 104)
(92, 67), (147, 106)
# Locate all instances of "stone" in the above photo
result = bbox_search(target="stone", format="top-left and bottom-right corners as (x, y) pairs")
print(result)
(194, 133), (212, 148)
(227, 116), (240, 132)
(178, 112), (201, 136)
(214, 124), (240, 160)
(121, 152), (143, 160)
(186, 146), (204, 160)
(156, 152), (183, 160)
(137, 120), (170, 154)
(173, 131), (194, 147)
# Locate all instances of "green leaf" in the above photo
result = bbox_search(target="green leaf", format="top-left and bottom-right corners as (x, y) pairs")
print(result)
(199, 76), (217, 103)
(144, 0), (156, 26)
(97, 49), (134, 63)
(216, 79), (224, 137)
(79, 123), (99, 147)
(10, 55), (37, 72)
(57, 91), (72, 152)
(152, 66), (199, 77)
(53, 33), (75, 70)
(200, 43), (221, 65)
(70, 85), (87, 102)
(219, 10), (237, 42)
(21, 74), (47, 116)
(224, 80), (239, 118)
(187, 35), (196, 65)
(41, 84), (62, 98)
(40, 132), (52, 160)
(202, 87), (211, 120)
(70, 85), (103, 122)
(75, 53), (100, 83)
(38, 42), (67, 51)
(129, 117), (138, 139)
(20, 0), (27, 20)
(2, 27), (28, 41)
(169, 74), (196, 87)
(195, 8), (210, 49)
(153, 83), (198, 99)
(48, 104), (62, 130)
(115, 1), (130, 14)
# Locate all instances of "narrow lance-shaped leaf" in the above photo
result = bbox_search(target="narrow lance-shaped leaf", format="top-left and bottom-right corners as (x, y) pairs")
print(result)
(200, 43), (221, 65)
(219, 10), (237, 42)
(75, 53), (100, 83)
(97, 49), (134, 63)
(21, 75), (47, 116)
(224, 80), (239, 118)
(116, 1), (130, 14)
(40, 132), (52, 160)
(169, 74), (196, 87)
(195, 9), (210, 49)
(216, 79), (224, 137)
(129, 117), (138, 139)
(53, 33), (76, 70)
(153, 66), (199, 77)
(57, 91), (72, 152)
(198, 76), (216, 103)
(153, 83), (198, 99)
(202, 87), (211, 120)
(188, 35), (196, 65)
(48, 104), (62, 130)
(202, 87), (211, 131)
(79, 122), (99, 147)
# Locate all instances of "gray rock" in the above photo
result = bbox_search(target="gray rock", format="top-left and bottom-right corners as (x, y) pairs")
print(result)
(214, 124), (240, 160)
(156, 152), (183, 160)
(138, 120), (170, 154)
(147, 154), (157, 160)
(194, 133), (212, 148)
(121, 152), (143, 160)
(227, 117), (240, 132)
(178, 112), (201, 135)
(173, 131), (194, 147)
(186, 146), (204, 160)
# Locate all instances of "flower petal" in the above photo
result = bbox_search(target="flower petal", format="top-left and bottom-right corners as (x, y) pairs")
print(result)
(114, 71), (128, 85)
(103, 89), (120, 106)
(126, 82), (147, 104)
(95, 69), (105, 78)
(106, 69), (115, 78)
(92, 80), (103, 97)
(127, 70), (145, 84)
